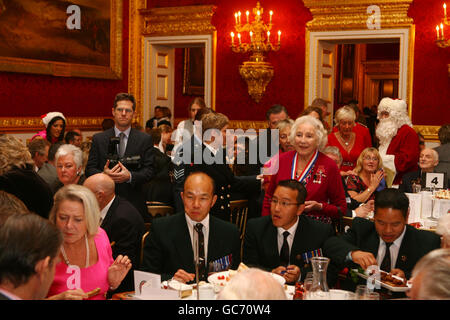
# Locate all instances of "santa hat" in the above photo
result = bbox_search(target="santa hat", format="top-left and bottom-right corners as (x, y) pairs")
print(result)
(41, 112), (66, 127)
(377, 98), (407, 116)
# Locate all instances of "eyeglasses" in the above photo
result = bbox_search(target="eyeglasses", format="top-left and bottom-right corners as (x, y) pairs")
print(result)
(269, 198), (300, 208)
(363, 157), (378, 161)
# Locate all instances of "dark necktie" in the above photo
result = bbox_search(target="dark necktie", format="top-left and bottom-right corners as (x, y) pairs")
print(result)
(194, 223), (206, 281)
(280, 231), (290, 267)
(380, 242), (393, 272)
(118, 132), (126, 158)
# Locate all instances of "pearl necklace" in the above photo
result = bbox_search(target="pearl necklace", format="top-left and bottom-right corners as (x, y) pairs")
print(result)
(339, 133), (352, 146)
(61, 234), (90, 268)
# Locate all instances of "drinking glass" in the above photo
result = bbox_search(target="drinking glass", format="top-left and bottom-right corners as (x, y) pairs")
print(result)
(355, 284), (369, 300)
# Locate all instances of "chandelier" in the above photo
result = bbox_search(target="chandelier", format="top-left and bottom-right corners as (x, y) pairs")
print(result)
(230, 1), (281, 103)
(436, 3), (449, 48)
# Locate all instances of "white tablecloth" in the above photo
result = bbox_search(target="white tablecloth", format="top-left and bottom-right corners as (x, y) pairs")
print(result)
(406, 192), (450, 227)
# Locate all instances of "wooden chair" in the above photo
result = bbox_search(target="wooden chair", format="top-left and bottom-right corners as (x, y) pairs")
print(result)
(229, 199), (249, 260)
(147, 205), (174, 219)
(140, 231), (150, 267)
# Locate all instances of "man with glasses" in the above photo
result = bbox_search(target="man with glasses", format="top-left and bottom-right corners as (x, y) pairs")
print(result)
(86, 93), (154, 221)
(243, 179), (338, 286)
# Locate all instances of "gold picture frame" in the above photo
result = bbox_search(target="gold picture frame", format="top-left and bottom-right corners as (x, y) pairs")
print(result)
(0, 0), (122, 79)
(182, 47), (205, 96)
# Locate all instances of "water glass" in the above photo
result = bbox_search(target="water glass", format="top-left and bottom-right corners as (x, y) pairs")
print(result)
(355, 285), (369, 300)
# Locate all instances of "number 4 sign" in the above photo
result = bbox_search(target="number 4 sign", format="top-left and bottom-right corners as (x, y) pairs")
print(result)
(425, 172), (445, 189)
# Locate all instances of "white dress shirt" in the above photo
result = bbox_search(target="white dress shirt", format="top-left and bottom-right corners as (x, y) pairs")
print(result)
(276, 217), (299, 264)
(185, 214), (210, 263)
(376, 226), (406, 271)
(100, 196), (115, 224)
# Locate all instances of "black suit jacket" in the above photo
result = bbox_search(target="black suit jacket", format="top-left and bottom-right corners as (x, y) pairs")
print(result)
(172, 137), (260, 221)
(323, 217), (441, 280)
(243, 215), (338, 286)
(142, 147), (173, 205)
(86, 128), (154, 219)
(399, 169), (448, 193)
(101, 196), (145, 292)
(141, 212), (241, 281)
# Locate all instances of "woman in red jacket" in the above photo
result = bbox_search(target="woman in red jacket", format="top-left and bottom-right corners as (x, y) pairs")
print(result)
(262, 115), (347, 225)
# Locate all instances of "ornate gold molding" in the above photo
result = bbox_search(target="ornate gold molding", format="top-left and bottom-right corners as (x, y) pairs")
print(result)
(0, 117), (105, 133)
(174, 118), (267, 131)
(303, 0), (413, 31)
(129, 2), (216, 125)
(414, 125), (441, 142)
(140, 5), (216, 36)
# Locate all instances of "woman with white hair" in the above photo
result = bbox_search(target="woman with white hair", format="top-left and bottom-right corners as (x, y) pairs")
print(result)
(327, 106), (370, 173)
(55, 144), (86, 191)
(47, 185), (131, 300)
(262, 116), (347, 224)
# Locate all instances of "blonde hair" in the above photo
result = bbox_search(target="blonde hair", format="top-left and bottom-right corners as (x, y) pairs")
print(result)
(0, 135), (34, 175)
(49, 185), (100, 236)
(290, 116), (328, 151)
(334, 106), (356, 125)
(354, 147), (383, 174)
(201, 112), (229, 134)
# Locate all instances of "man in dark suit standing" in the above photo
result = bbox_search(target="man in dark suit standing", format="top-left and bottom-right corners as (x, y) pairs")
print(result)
(323, 188), (441, 292)
(243, 179), (337, 286)
(141, 171), (241, 282)
(83, 173), (145, 292)
(86, 93), (154, 221)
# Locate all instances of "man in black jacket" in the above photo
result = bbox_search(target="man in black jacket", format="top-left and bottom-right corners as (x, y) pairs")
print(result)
(243, 179), (338, 286)
(84, 173), (145, 292)
(324, 188), (441, 292)
(141, 171), (241, 282)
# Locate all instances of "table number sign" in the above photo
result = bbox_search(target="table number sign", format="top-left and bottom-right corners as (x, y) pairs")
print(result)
(425, 172), (445, 189)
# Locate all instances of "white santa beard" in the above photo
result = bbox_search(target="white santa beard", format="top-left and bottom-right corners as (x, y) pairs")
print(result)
(376, 118), (399, 154)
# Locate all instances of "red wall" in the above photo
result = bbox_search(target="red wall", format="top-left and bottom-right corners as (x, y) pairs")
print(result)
(0, 0), (448, 126)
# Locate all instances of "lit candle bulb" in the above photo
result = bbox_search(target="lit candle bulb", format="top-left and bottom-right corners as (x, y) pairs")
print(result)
(246, 10), (249, 23)
(436, 25), (440, 39)
(444, 3), (447, 20)
(238, 33), (241, 45)
(441, 23), (445, 38)
(231, 32), (235, 45)
(270, 10), (273, 23)
(278, 30), (281, 43)
(250, 31), (253, 42)
(257, 10), (261, 18)
(234, 12), (238, 25)
(238, 11), (241, 24)
(267, 31), (270, 42)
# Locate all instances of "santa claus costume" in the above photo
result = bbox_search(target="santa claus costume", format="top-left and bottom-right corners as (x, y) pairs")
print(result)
(376, 98), (419, 186)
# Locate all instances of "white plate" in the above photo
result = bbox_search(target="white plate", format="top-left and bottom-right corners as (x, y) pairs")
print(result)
(207, 270), (286, 288)
(356, 271), (410, 292)
(167, 279), (193, 291)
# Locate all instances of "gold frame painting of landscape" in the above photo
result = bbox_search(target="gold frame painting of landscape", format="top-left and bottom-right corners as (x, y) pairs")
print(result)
(0, 0), (122, 79)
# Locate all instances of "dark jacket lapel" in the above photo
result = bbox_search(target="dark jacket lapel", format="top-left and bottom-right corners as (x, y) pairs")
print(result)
(173, 214), (195, 271)
(101, 196), (119, 228)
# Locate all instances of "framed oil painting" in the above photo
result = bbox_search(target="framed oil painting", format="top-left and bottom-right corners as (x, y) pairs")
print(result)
(0, 0), (122, 79)
(183, 47), (205, 95)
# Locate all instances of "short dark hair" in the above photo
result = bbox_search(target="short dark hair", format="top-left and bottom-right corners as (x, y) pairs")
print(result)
(47, 141), (63, 162)
(301, 106), (323, 122)
(188, 97), (207, 113)
(0, 214), (62, 288)
(113, 93), (136, 111)
(27, 138), (50, 158)
(438, 124), (450, 144)
(266, 104), (288, 120)
(150, 128), (162, 145)
(375, 188), (409, 218)
(276, 179), (308, 205)
(311, 98), (328, 108)
(64, 131), (81, 144)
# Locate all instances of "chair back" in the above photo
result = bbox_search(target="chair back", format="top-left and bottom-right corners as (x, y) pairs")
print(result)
(140, 231), (150, 267)
(229, 199), (249, 259)
(146, 203), (174, 219)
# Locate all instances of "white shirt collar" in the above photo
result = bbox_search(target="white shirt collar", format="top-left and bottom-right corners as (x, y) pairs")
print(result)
(277, 216), (299, 237)
(185, 213), (210, 260)
(100, 196), (116, 223)
(114, 126), (131, 137)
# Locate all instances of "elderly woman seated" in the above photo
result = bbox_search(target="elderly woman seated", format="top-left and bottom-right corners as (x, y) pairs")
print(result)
(262, 116), (347, 225)
(54, 144), (86, 192)
(399, 147), (449, 193)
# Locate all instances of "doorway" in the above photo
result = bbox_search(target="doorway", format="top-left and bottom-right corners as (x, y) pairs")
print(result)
(142, 34), (214, 126)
